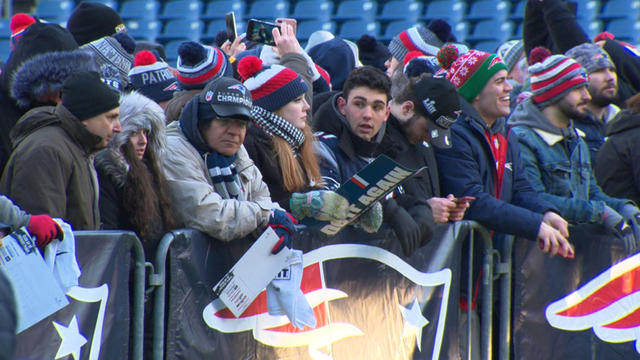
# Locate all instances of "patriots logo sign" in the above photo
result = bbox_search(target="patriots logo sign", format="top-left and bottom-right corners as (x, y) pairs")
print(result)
(228, 84), (247, 96)
(546, 253), (640, 352)
(202, 244), (452, 360)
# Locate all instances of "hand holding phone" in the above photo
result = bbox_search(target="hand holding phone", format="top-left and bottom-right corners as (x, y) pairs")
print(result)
(246, 19), (279, 46)
(454, 196), (476, 204)
(225, 12), (237, 42)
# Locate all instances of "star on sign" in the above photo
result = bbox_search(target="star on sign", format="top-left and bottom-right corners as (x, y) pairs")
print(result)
(52, 315), (87, 360)
(399, 299), (429, 352)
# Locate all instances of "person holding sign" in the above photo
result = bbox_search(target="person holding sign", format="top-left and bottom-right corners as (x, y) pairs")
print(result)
(162, 76), (296, 253)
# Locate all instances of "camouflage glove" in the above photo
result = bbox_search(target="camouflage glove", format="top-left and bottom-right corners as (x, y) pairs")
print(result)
(354, 202), (383, 233)
(290, 190), (349, 222)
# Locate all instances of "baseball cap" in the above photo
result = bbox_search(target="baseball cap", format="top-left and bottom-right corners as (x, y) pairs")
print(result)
(199, 77), (253, 121)
(412, 76), (460, 148)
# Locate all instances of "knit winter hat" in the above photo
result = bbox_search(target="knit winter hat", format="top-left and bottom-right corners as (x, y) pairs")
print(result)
(427, 19), (457, 43)
(62, 71), (120, 121)
(9, 13), (35, 51)
(176, 41), (232, 90)
(308, 37), (356, 91)
(67, 1), (126, 46)
(81, 33), (136, 91)
(497, 40), (524, 73)
(388, 26), (443, 63)
(528, 47), (588, 108)
(356, 34), (391, 71)
(437, 44), (507, 103)
(565, 42), (615, 74)
(238, 55), (308, 112)
(128, 50), (177, 103)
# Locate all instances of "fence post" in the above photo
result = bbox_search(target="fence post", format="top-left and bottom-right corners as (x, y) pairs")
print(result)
(497, 236), (514, 360)
(149, 232), (178, 360)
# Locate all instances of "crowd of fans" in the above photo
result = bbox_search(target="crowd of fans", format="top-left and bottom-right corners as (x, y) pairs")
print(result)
(2, 0), (640, 357)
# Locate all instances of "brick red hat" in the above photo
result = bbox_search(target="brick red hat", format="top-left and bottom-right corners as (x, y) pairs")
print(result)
(528, 47), (588, 107)
(437, 44), (507, 103)
(237, 55), (308, 112)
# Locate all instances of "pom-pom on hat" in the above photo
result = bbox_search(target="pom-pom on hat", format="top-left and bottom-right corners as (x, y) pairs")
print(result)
(528, 47), (588, 108)
(437, 44), (507, 103)
(388, 26), (443, 63)
(356, 34), (390, 71)
(237, 55), (309, 112)
(9, 13), (35, 50)
(67, 1), (126, 46)
(176, 41), (232, 90)
(128, 50), (178, 103)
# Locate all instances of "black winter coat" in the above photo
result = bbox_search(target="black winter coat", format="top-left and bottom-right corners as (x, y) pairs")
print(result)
(594, 110), (640, 206)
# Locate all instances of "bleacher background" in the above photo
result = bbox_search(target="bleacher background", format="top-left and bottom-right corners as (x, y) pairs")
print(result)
(1, 0), (639, 66)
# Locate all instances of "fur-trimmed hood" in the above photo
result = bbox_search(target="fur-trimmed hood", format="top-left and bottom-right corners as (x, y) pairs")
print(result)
(11, 50), (98, 108)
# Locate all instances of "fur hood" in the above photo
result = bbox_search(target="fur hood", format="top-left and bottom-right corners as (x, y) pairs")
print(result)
(11, 50), (98, 108)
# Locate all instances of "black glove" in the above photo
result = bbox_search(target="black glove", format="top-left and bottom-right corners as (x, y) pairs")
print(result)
(268, 209), (298, 254)
(384, 199), (421, 256)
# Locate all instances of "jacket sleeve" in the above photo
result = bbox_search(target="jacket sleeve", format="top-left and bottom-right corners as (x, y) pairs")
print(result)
(435, 129), (543, 240)
(0, 195), (30, 231)
(314, 140), (342, 191)
(96, 170), (123, 230)
(512, 129), (607, 223)
(523, 0), (590, 56)
(163, 141), (272, 241)
(2, 145), (69, 219)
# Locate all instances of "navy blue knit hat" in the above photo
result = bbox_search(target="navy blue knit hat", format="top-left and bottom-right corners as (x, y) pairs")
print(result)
(308, 37), (356, 91)
(237, 55), (308, 112)
(128, 50), (177, 103)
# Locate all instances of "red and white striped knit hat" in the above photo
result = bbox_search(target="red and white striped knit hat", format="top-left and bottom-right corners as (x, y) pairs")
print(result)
(237, 55), (308, 112)
(388, 26), (443, 63)
(176, 41), (231, 90)
(528, 47), (588, 108)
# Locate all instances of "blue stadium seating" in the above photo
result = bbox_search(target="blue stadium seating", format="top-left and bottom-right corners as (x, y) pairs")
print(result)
(599, 0), (640, 20)
(578, 18), (603, 39)
(247, 0), (290, 20)
(509, 1), (526, 21)
(125, 19), (162, 41)
(297, 20), (337, 41)
(119, 0), (160, 20)
(0, 39), (10, 63)
(576, 0), (600, 21)
(423, 1), (466, 24)
(466, 19), (514, 43)
(163, 39), (185, 65)
(292, 0), (334, 22)
(380, 20), (422, 41)
(158, 19), (204, 41)
(35, 0), (74, 24)
(452, 21), (469, 42)
(378, 1), (423, 23)
(159, 0), (203, 20)
(202, 0), (246, 20)
(466, 1), (510, 22)
(473, 40), (502, 53)
(605, 18), (640, 42)
(0, 17), (10, 36)
(83, 0), (118, 9)
(203, 19), (246, 41)
(333, 0), (378, 22)
(339, 20), (380, 39)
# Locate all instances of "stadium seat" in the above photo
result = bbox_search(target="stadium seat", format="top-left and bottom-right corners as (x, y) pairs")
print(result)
(473, 40), (502, 53)
(333, 0), (378, 22)
(247, 0), (290, 20)
(119, 0), (160, 20)
(0, 38), (10, 63)
(378, 1), (423, 23)
(158, 19), (204, 41)
(202, 0), (246, 20)
(159, 0), (203, 20)
(577, 18), (603, 39)
(605, 18), (640, 43)
(467, 19), (514, 43)
(339, 20), (380, 39)
(423, 1), (466, 24)
(466, 0), (510, 22)
(203, 20), (246, 41)
(0, 17), (10, 36)
(292, 0), (334, 22)
(576, 0), (600, 21)
(84, 0), (118, 9)
(163, 39), (186, 65)
(509, 1), (526, 21)
(297, 20), (337, 41)
(380, 20), (422, 42)
(452, 21), (469, 43)
(125, 19), (161, 41)
(599, 0), (640, 20)
(35, 0), (73, 24)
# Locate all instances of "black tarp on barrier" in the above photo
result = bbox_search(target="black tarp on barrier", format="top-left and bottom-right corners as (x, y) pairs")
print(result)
(164, 223), (470, 360)
(14, 231), (135, 360)
(513, 224), (640, 359)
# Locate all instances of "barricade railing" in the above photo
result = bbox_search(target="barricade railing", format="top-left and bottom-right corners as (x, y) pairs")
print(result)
(495, 235), (515, 360)
(148, 221), (497, 360)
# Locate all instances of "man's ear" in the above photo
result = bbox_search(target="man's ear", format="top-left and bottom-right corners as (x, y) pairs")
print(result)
(400, 100), (415, 116)
(337, 96), (347, 116)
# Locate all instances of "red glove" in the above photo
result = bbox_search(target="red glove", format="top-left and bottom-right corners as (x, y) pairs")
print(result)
(27, 214), (62, 248)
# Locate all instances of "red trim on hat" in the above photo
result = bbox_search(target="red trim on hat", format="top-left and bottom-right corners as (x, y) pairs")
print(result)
(531, 62), (583, 91)
(250, 71), (299, 100)
(176, 48), (225, 85)
(398, 31), (420, 53)
(533, 76), (587, 104)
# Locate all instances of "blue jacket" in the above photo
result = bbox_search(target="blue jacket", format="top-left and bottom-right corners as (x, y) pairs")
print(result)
(433, 99), (555, 240)
(509, 99), (628, 224)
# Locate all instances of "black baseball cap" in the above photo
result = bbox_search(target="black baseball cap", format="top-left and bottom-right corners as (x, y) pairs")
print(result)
(199, 77), (253, 121)
(412, 76), (460, 149)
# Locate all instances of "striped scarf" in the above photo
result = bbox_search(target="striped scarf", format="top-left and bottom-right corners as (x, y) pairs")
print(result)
(250, 106), (305, 150)
(204, 151), (242, 200)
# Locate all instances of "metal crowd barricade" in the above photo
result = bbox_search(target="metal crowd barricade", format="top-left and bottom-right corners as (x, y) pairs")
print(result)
(148, 222), (500, 360)
(73, 230), (147, 360)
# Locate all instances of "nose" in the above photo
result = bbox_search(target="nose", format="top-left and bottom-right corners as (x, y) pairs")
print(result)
(504, 79), (514, 92)
(605, 68), (616, 82)
(384, 58), (391, 69)
(112, 120), (122, 133)
(302, 98), (310, 112)
(139, 132), (148, 146)
(361, 105), (373, 119)
(580, 86), (591, 101)
(226, 122), (243, 136)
